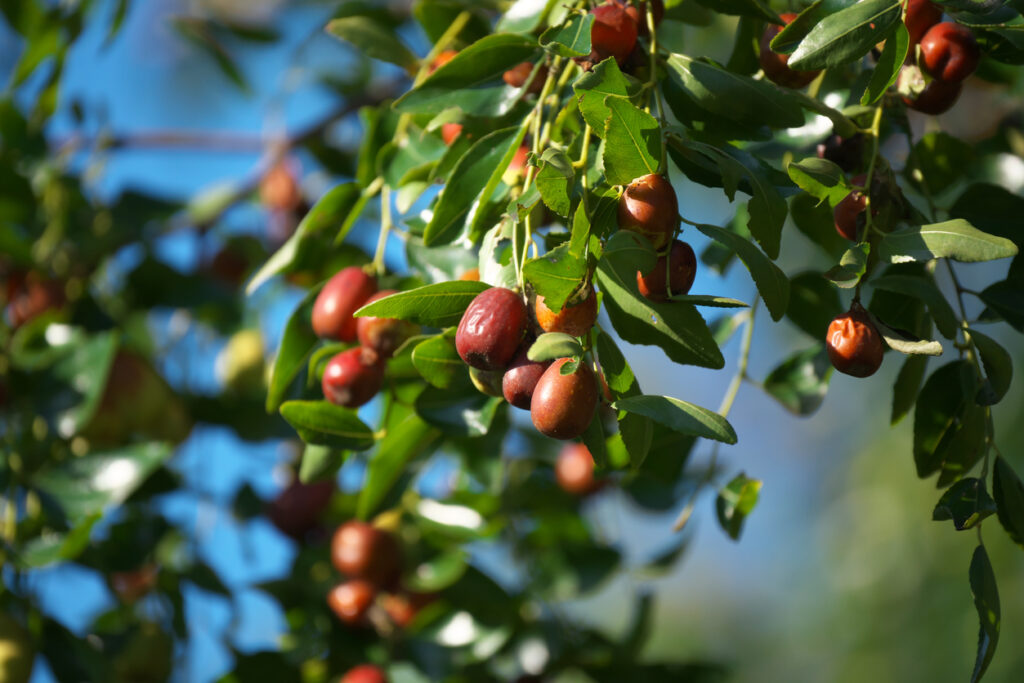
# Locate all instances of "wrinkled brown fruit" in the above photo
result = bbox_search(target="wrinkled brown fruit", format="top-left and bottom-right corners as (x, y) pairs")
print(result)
(826, 306), (885, 377)
(535, 286), (598, 338)
(321, 348), (385, 408)
(327, 580), (376, 625)
(531, 359), (599, 440)
(618, 174), (678, 251)
(312, 266), (378, 341)
(456, 287), (528, 370)
(331, 521), (402, 586)
(357, 290), (421, 360)
(636, 239), (696, 301)
(502, 346), (551, 410)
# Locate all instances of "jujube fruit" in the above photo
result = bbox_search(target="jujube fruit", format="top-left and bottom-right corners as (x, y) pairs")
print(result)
(825, 305), (885, 377)
(902, 76), (962, 114)
(531, 358), (599, 440)
(618, 0), (665, 35)
(456, 287), (528, 370)
(919, 22), (979, 83)
(341, 664), (388, 683)
(618, 174), (678, 251)
(502, 346), (551, 410)
(459, 267), (480, 281)
(590, 2), (638, 65)
(322, 348), (385, 408)
(759, 14), (821, 89)
(441, 122), (463, 146)
(331, 521), (402, 586)
(503, 62), (547, 94)
(905, 0), (943, 48)
(833, 175), (869, 242)
(816, 134), (865, 172)
(381, 592), (434, 629)
(267, 479), (334, 540)
(6, 276), (65, 328)
(109, 564), (159, 604)
(327, 579), (376, 625)
(312, 266), (378, 341)
(534, 286), (598, 338)
(260, 160), (302, 212)
(356, 290), (421, 360)
(555, 443), (601, 496)
(636, 239), (696, 301)
(428, 49), (457, 73)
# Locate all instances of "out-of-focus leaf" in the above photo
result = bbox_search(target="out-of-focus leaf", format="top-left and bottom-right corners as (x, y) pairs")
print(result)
(279, 401), (375, 451)
(716, 472), (762, 540)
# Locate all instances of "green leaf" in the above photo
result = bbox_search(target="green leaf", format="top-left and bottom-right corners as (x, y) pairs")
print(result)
(694, 0), (780, 23)
(412, 333), (466, 389)
(992, 457), (1024, 550)
(535, 148), (575, 217)
(392, 34), (539, 116)
(354, 280), (490, 327)
(497, 0), (558, 33)
(870, 273), (959, 340)
(573, 57), (634, 132)
(950, 183), (1024, 248)
(670, 295), (749, 308)
(861, 22), (908, 104)
(763, 345), (833, 416)
(405, 550), (469, 592)
(906, 131), (975, 197)
(595, 330), (652, 468)
(539, 11), (593, 57)
(33, 443), (173, 524)
(968, 546), (1000, 683)
(298, 444), (345, 484)
(16, 513), (101, 569)
(769, 0), (828, 54)
(51, 331), (119, 435)
(596, 232), (724, 369)
(614, 395), (737, 444)
(933, 478), (996, 531)
(266, 289), (319, 412)
(824, 242), (870, 289)
(913, 361), (986, 482)
(695, 223), (790, 321)
(522, 242), (587, 313)
(602, 98), (662, 185)
(878, 220), (1019, 265)
(787, 157), (851, 207)
(279, 401), (375, 451)
(414, 385), (503, 437)
(789, 0), (902, 71)
(425, 127), (521, 246)
(326, 15), (418, 71)
(358, 414), (440, 519)
(716, 473), (762, 541)
(172, 18), (249, 91)
(528, 332), (584, 362)
(787, 272), (843, 339)
(666, 53), (804, 129)
(969, 329), (1013, 405)
(892, 354), (929, 425)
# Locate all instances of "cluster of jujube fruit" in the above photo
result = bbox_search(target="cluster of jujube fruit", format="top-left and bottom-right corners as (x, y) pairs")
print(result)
(312, 266), (420, 409)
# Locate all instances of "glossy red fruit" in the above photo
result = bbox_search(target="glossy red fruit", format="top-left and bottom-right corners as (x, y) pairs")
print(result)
(826, 306), (885, 377)
(905, 0), (944, 48)
(531, 358), (599, 440)
(331, 521), (402, 586)
(636, 239), (696, 301)
(456, 288), (528, 370)
(441, 122), (463, 146)
(267, 479), (335, 539)
(356, 290), (420, 360)
(591, 2), (638, 65)
(535, 286), (598, 338)
(502, 346), (551, 410)
(260, 160), (302, 212)
(321, 348), (385, 408)
(619, 0), (665, 35)
(618, 174), (678, 251)
(341, 664), (388, 683)
(327, 580), (376, 625)
(816, 134), (865, 172)
(555, 443), (601, 496)
(6, 277), (65, 328)
(503, 62), (548, 94)
(381, 592), (434, 629)
(312, 266), (378, 341)
(833, 175), (869, 241)
(759, 14), (821, 89)
(902, 76), (962, 114)
(919, 22), (980, 83)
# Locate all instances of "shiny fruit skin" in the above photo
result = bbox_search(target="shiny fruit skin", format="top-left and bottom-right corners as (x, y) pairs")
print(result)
(833, 175), (869, 241)
(902, 76), (962, 114)
(0, 613), (34, 683)
(618, 174), (678, 251)
(636, 239), (696, 301)
(441, 122), (463, 146)
(919, 23), (979, 83)
(267, 479), (334, 539)
(382, 592), (434, 629)
(556, 443), (601, 496)
(328, 580), (376, 625)
(531, 359), (599, 440)
(535, 287), (598, 338)
(331, 521), (402, 586)
(321, 348), (385, 408)
(826, 307), (884, 377)
(905, 0), (943, 48)
(260, 160), (302, 212)
(312, 266), (378, 341)
(341, 664), (389, 683)
(456, 288), (528, 370)
(816, 134), (865, 173)
(502, 62), (547, 94)
(591, 2), (638, 65)
(759, 14), (820, 89)
(357, 290), (421, 360)
(502, 346), (551, 410)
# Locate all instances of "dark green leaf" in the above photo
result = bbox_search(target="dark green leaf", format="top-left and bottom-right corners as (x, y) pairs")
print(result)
(878, 220), (1019, 265)
(968, 545), (1000, 683)
(279, 401), (375, 451)
(535, 148), (574, 217)
(892, 354), (929, 425)
(787, 272), (843, 339)
(523, 242), (587, 313)
(539, 11), (593, 57)
(415, 385), (503, 437)
(861, 22), (908, 104)
(298, 445), (346, 484)
(602, 98), (662, 185)
(573, 58), (634, 133)
(763, 345), (833, 416)
(787, 157), (851, 207)
(412, 333), (467, 389)
(405, 550), (469, 592)
(358, 414), (440, 519)
(670, 295), (749, 308)
(716, 472), (762, 540)
(906, 132), (975, 197)
(354, 280), (490, 327)
(595, 330), (652, 467)
(969, 329), (1012, 405)
(993, 457), (1024, 549)
(695, 223), (790, 321)
(266, 289), (319, 412)
(326, 15), (418, 70)
(933, 478), (996, 530)
(824, 242), (870, 289)
(870, 273), (959, 339)
(789, 0), (902, 71)
(614, 395), (737, 444)
(913, 361), (986, 483)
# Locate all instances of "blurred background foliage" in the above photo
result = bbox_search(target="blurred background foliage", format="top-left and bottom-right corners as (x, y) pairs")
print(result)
(0, 0), (1023, 682)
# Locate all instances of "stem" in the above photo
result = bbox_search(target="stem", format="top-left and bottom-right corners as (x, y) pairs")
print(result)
(863, 104), (885, 234)
(646, 5), (668, 171)
(373, 185), (393, 275)
(718, 300), (757, 418)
